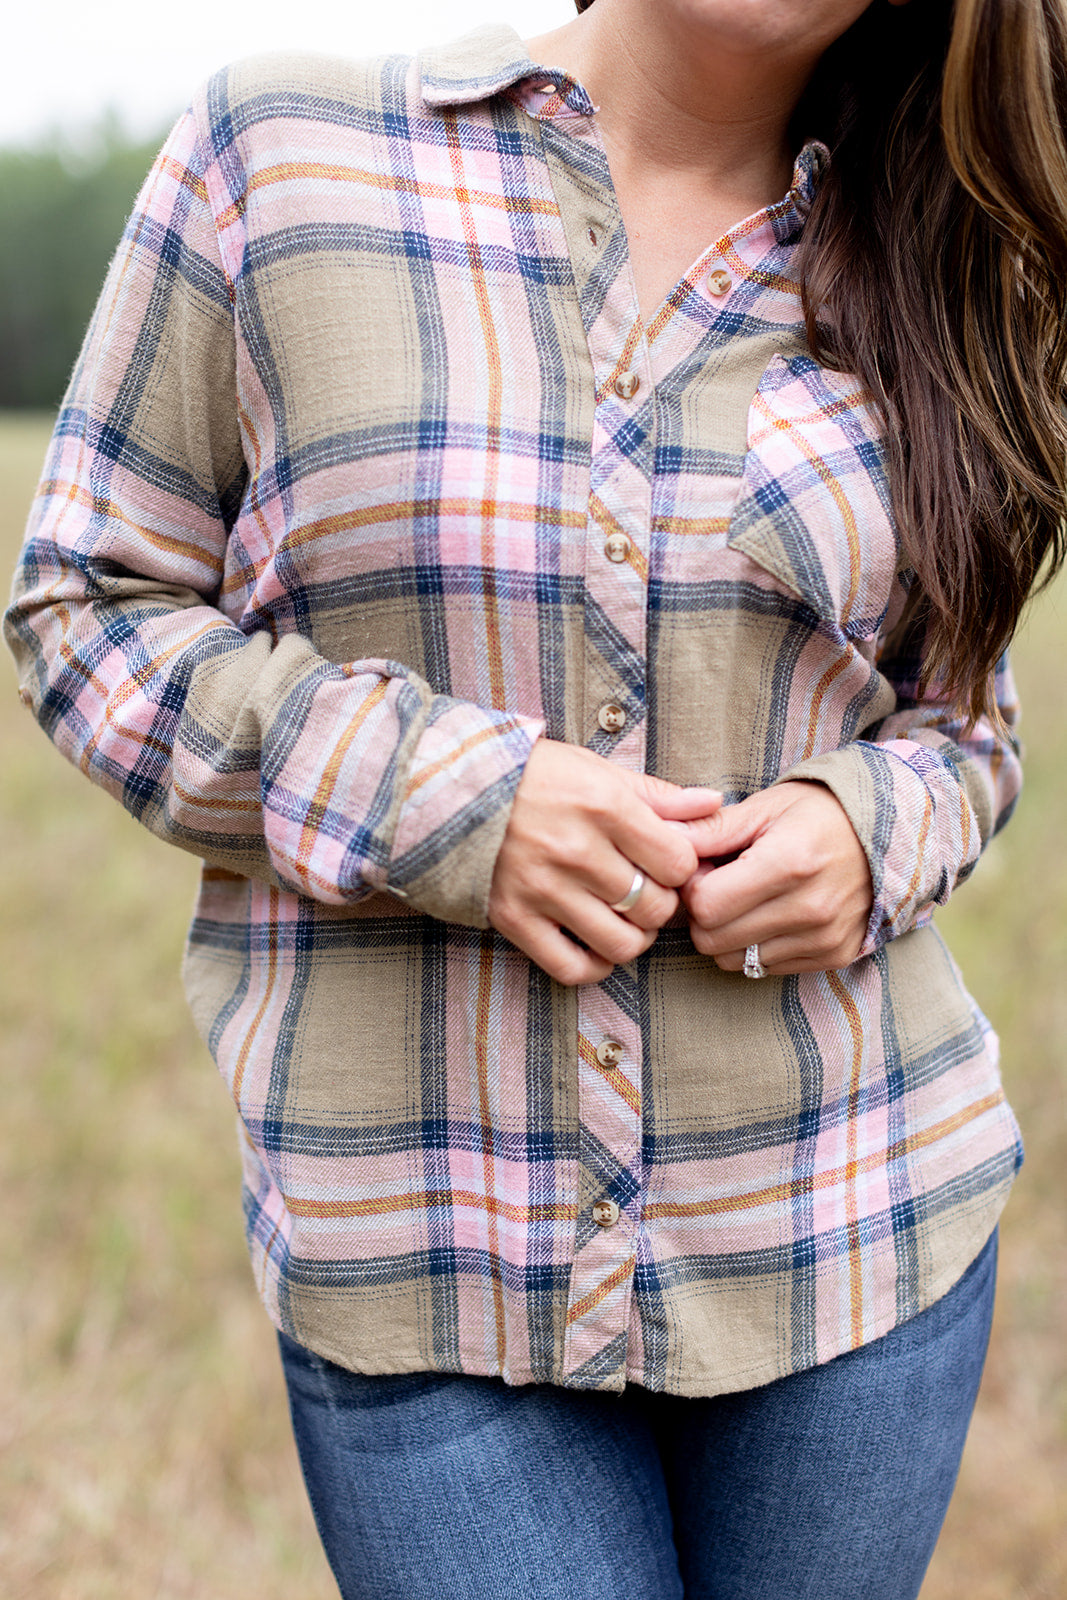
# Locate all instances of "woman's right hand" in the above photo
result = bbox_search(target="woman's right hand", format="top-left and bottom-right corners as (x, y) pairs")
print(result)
(487, 739), (722, 985)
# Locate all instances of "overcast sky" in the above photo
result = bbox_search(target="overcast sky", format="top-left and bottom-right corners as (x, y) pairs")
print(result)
(8, 1), (575, 149)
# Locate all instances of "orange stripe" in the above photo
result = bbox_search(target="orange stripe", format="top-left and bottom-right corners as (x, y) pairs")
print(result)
(474, 933), (508, 1368)
(715, 238), (801, 297)
(595, 323), (646, 405)
(293, 678), (390, 883)
(642, 1091), (1006, 1220)
(215, 162), (561, 231)
(404, 719), (515, 796)
(886, 788), (936, 927)
(752, 396), (865, 628)
(565, 1256), (636, 1327)
(644, 276), (702, 343)
(38, 479), (224, 577)
(235, 396), (280, 580)
(827, 969), (867, 1346)
(60, 615), (233, 768)
(171, 776), (259, 815)
(587, 493), (649, 584)
(219, 496), (588, 593)
(446, 113), (508, 711)
(803, 652), (853, 760)
(286, 1190), (579, 1222)
(651, 514), (731, 538)
(748, 386), (879, 631)
(158, 153), (210, 205)
(231, 886), (280, 1104)
(578, 1035), (642, 1118)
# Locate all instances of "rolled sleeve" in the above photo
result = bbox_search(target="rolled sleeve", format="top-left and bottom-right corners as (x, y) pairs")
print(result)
(4, 100), (543, 929)
(780, 644), (1021, 955)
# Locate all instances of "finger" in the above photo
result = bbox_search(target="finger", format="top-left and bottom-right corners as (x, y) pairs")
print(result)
(603, 863), (680, 931)
(495, 915), (617, 985)
(581, 910), (660, 967)
(605, 777), (723, 890)
(702, 941), (848, 976)
(548, 873), (662, 962)
(526, 926), (616, 987)
(605, 800), (704, 890)
(685, 845), (797, 930)
(691, 917), (863, 971)
(622, 773), (723, 822)
(493, 870), (661, 975)
(490, 904), (615, 987)
(533, 841), (679, 931)
(675, 789), (791, 861)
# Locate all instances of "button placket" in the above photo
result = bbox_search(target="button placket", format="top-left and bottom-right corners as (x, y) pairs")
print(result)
(538, 113), (651, 1389)
(563, 1004), (644, 1383)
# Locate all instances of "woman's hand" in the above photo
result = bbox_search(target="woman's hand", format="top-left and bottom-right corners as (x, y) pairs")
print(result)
(488, 740), (722, 986)
(680, 781), (873, 975)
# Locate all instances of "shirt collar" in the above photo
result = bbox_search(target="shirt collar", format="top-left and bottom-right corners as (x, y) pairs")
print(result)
(418, 24), (594, 115)
(417, 23), (825, 241)
(773, 140), (828, 244)
(417, 25), (545, 107)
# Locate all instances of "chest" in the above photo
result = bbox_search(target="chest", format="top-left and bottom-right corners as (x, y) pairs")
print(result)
(607, 170), (790, 328)
(223, 102), (901, 744)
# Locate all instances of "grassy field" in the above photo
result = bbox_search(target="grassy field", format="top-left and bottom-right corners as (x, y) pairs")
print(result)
(1, 411), (1064, 1597)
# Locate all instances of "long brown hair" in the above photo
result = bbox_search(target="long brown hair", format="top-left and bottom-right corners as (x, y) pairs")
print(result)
(577, 0), (1067, 721)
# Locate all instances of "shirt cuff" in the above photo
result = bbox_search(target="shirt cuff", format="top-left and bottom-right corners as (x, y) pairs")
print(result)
(777, 738), (985, 957)
(378, 700), (544, 927)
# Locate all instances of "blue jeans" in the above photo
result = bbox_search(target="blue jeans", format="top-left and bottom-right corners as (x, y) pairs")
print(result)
(279, 1231), (996, 1600)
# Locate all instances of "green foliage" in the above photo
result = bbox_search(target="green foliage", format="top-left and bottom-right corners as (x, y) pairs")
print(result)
(0, 123), (166, 409)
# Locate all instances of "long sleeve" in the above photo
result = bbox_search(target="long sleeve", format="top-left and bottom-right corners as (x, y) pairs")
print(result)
(780, 618), (1022, 956)
(4, 102), (542, 927)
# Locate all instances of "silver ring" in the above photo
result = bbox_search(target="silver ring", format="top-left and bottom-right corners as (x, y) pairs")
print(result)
(610, 869), (645, 914)
(743, 943), (767, 980)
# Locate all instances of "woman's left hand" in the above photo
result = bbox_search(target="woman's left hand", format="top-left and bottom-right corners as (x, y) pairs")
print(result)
(679, 781), (873, 975)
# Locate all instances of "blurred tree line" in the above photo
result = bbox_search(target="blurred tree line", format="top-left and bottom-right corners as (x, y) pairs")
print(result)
(0, 121), (167, 410)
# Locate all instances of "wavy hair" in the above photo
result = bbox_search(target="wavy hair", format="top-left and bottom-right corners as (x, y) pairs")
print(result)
(575, 0), (1067, 721)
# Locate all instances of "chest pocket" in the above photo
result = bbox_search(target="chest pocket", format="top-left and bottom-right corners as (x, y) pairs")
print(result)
(725, 353), (902, 642)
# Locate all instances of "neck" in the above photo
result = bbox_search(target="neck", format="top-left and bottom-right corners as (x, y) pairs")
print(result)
(526, 0), (817, 204)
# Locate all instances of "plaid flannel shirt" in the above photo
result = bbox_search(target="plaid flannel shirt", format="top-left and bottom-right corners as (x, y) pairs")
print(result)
(6, 26), (1023, 1394)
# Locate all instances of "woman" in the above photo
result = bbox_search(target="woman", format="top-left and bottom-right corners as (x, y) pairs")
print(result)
(7, 0), (1064, 1594)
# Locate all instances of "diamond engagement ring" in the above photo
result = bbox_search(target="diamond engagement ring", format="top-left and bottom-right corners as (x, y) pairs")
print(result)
(610, 869), (645, 914)
(743, 943), (767, 980)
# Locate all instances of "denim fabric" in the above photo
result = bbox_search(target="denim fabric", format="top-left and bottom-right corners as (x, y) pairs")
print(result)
(279, 1230), (996, 1600)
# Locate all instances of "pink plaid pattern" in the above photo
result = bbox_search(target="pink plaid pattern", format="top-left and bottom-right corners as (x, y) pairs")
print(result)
(6, 27), (1022, 1394)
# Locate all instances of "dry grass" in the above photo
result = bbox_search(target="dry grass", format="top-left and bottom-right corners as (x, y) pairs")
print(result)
(1, 412), (1064, 1596)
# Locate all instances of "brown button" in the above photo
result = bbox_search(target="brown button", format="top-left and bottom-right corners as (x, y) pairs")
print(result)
(592, 1199), (620, 1229)
(19, 688), (33, 707)
(597, 702), (627, 734)
(604, 532), (632, 563)
(707, 268), (733, 297)
(596, 1039), (624, 1068)
(614, 370), (640, 400)
(587, 226), (599, 247)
